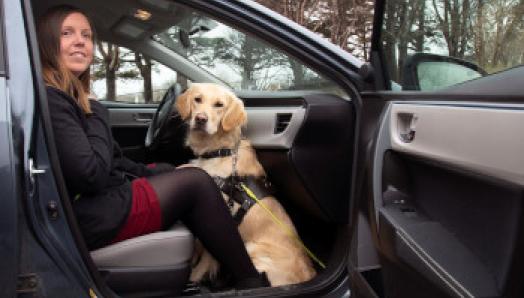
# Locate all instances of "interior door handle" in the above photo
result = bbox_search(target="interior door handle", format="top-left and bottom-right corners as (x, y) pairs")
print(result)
(398, 113), (418, 143)
(400, 130), (415, 143)
(133, 113), (153, 123)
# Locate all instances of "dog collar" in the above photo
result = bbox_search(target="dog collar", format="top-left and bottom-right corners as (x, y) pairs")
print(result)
(198, 148), (233, 159)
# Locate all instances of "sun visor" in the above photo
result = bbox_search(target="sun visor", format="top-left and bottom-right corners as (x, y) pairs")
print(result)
(138, 0), (174, 11)
(112, 18), (151, 40)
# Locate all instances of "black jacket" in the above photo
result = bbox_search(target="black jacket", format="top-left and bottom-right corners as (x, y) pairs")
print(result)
(46, 86), (171, 249)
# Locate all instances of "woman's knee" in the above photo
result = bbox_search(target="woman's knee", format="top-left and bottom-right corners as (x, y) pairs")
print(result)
(176, 167), (217, 193)
(177, 166), (212, 181)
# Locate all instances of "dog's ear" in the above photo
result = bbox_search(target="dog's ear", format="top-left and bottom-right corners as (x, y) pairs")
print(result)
(175, 89), (192, 120)
(221, 94), (247, 132)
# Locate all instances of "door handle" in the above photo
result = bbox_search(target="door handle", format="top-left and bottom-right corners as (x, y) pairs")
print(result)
(29, 158), (46, 176)
(133, 113), (153, 123)
(29, 158), (46, 196)
(400, 130), (416, 143)
(397, 113), (418, 143)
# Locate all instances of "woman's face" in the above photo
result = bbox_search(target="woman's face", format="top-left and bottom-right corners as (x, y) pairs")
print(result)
(60, 12), (93, 76)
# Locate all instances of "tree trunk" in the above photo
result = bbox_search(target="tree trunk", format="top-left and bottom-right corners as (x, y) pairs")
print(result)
(415, 1), (426, 52)
(241, 37), (255, 89)
(497, 0), (524, 67)
(491, 7), (504, 68)
(475, 0), (485, 67)
(383, 0), (398, 81)
(105, 68), (116, 100)
(143, 58), (152, 103)
(290, 60), (305, 89)
(397, 0), (410, 80)
(458, 0), (469, 58)
(134, 53), (153, 103)
(97, 41), (120, 101)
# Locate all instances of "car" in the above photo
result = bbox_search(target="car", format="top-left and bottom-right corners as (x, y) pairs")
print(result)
(2, 0), (523, 297)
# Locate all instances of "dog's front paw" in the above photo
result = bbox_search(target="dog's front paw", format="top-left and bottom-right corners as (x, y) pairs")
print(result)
(190, 249), (220, 282)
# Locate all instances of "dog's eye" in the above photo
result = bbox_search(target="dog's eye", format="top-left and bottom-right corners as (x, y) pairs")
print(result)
(194, 97), (202, 103)
(214, 102), (224, 108)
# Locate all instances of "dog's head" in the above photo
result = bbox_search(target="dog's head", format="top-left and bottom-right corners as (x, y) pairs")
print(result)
(175, 83), (247, 135)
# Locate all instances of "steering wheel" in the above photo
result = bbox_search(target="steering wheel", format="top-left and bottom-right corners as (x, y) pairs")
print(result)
(145, 83), (183, 150)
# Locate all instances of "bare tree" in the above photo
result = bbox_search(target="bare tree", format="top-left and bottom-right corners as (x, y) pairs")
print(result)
(255, 0), (374, 60)
(254, 0), (522, 83)
(382, 0), (426, 80)
(431, 0), (472, 58)
(93, 43), (158, 102)
(489, 0), (524, 68)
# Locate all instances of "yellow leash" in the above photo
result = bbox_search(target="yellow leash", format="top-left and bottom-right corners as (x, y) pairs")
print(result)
(239, 183), (326, 269)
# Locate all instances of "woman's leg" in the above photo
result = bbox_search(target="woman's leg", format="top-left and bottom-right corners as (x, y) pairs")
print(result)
(147, 167), (266, 287)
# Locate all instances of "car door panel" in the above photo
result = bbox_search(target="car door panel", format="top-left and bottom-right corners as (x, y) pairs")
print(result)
(109, 108), (155, 128)
(361, 96), (524, 297)
(102, 102), (156, 162)
(243, 94), (355, 223)
(389, 103), (524, 184)
(243, 105), (305, 149)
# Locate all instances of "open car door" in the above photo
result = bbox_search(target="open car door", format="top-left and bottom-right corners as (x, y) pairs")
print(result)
(351, 0), (524, 297)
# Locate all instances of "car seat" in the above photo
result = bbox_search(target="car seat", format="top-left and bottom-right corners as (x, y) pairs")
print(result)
(90, 224), (193, 297)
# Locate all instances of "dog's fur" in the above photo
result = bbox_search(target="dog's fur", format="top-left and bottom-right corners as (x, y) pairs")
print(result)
(175, 83), (316, 287)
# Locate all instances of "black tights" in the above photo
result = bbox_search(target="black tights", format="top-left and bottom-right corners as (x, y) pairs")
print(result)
(147, 167), (259, 282)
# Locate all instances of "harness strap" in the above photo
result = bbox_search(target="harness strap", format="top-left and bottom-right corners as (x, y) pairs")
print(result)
(233, 177), (274, 223)
(214, 176), (274, 224)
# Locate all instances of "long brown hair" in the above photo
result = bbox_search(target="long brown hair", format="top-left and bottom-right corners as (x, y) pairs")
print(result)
(37, 5), (95, 114)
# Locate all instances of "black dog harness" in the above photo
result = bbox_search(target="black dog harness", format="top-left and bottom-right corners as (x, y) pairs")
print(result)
(214, 175), (275, 223)
(197, 147), (274, 224)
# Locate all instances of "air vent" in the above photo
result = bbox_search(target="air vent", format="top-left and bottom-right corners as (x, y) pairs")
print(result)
(274, 113), (292, 134)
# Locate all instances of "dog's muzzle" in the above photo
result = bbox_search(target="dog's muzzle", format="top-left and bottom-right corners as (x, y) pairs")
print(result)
(193, 113), (208, 130)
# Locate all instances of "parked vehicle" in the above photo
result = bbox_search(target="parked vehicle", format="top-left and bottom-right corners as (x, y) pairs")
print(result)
(2, 0), (522, 297)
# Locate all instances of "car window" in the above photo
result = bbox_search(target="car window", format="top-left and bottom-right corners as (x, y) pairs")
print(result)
(381, 0), (523, 91)
(417, 61), (482, 91)
(152, 7), (345, 96)
(91, 42), (187, 103)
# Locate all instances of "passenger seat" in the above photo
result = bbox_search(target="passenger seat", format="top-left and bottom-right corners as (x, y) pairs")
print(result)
(90, 224), (193, 297)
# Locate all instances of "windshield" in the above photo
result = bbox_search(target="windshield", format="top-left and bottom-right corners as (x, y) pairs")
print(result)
(153, 8), (342, 93)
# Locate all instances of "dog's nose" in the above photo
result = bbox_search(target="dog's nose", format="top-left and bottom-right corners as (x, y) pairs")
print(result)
(195, 113), (208, 125)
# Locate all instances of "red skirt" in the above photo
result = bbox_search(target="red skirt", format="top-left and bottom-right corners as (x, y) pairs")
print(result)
(111, 177), (162, 243)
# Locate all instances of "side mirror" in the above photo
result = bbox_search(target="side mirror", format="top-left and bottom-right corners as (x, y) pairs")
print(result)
(402, 53), (487, 91)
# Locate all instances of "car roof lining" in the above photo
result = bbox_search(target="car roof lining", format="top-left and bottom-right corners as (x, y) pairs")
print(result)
(32, 0), (182, 38)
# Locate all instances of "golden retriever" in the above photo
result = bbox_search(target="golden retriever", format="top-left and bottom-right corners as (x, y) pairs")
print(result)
(175, 83), (316, 287)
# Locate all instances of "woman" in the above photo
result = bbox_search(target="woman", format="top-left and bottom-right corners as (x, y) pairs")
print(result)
(36, 5), (268, 289)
